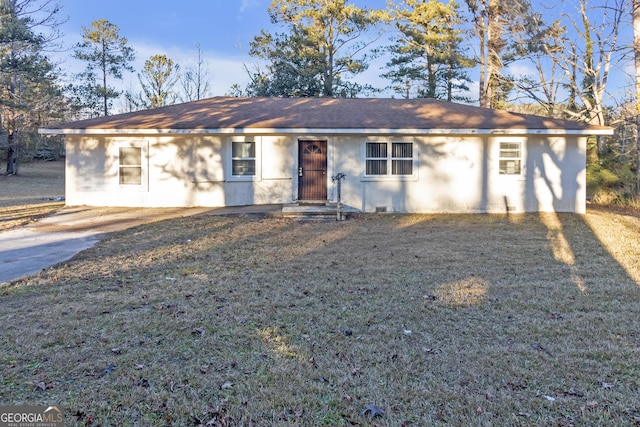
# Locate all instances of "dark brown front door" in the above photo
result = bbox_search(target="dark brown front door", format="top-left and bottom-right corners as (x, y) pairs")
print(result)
(298, 140), (327, 200)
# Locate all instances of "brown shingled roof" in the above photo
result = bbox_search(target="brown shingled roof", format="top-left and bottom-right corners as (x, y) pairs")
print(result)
(41, 97), (612, 134)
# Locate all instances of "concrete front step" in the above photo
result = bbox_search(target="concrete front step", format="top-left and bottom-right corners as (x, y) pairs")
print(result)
(282, 203), (359, 220)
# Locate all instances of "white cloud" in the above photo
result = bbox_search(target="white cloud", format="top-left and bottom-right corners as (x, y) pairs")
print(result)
(506, 62), (536, 79)
(240, 0), (261, 13)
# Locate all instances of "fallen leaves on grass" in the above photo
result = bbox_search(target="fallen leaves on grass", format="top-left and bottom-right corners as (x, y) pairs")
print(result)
(279, 407), (304, 422)
(192, 402), (236, 427)
(220, 381), (234, 390)
(531, 343), (553, 356)
(73, 411), (95, 426)
(134, 377), (150, 387)
(585, 401), (599, 410)
(97, 364), (116, 377)
(29, 380), (54, 391)
(360, 404), (384, 419)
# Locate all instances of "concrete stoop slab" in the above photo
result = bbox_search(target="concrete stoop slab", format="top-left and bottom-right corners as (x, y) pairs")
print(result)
(282, 203), (360, 220)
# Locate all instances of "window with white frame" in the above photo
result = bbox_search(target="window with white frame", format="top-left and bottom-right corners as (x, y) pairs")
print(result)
(119, 147), (142, 185)
(365, 141), (414, 177)
(499, 142), (522, 175)
(231, 140), (256, 176)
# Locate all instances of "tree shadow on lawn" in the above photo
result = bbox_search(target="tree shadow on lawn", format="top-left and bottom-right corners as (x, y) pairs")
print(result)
(1, 212), (639, 426)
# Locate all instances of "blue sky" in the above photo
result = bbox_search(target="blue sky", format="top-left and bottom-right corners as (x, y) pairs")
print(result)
(56, 0), (391, 103)
(54, 0), (633, 110)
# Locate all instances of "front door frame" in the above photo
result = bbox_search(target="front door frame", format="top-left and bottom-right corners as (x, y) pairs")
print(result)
(297, 139), (328, 201)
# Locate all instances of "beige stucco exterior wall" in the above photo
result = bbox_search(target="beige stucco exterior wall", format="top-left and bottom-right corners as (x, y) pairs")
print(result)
(64, 132), (586, 213)
(64, 134), (296, 207)
(331, 134), (586, 214)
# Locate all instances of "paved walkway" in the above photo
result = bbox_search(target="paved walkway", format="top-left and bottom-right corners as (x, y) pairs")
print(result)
(0, 205), (283, 285)
(0, 228), (100, 284)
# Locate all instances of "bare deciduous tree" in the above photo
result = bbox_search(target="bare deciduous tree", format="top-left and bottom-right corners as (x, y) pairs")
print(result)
(464, 0), (532, 108)
(545, 0), (626, 128)
(181, 42), (211, 102)
(138, 54), (180, 108)
(633, 0), (640, 192)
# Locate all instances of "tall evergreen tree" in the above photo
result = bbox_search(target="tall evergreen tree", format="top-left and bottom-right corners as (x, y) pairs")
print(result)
(0, 0), (64, 174)
(384, 0), (472, 101)
(72, 19), (134, 117)
(246, 0), (386, 98)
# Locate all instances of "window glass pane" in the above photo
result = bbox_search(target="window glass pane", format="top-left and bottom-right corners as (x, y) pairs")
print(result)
(304, 144), (322, 154)
(392, 159), (413, 175)
(232, 159), (255, 176)
(119, 147), (141, 166)
(392, 142), (413, 158)
(499, 142), (522, 174)
(119, 147), (142, 185)
(366, 159), (387, 175)
(232, 141), (255, 158)
(231, 140), (256, 176)
(500, 160), (521, 175)
(501, 151), (520, 158)
(500, 143), (521, 157)
(366, 142), (387, 158)
(119, 167), (142, 185)
(500, 142), (520, 151)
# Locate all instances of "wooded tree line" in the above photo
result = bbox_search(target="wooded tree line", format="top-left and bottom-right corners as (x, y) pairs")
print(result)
(1, 0), (639, 203)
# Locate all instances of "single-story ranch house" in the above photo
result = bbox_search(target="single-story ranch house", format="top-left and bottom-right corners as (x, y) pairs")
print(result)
(39, 97), (612, 214)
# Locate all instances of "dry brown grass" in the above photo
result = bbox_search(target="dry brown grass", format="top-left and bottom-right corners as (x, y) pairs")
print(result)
(0, 160), (65, 230)
(1, 207), (640, 426)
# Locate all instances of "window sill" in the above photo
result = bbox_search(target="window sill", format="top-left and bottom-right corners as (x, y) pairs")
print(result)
(360, 175), (418, 182)
(226, 176), (262, 182)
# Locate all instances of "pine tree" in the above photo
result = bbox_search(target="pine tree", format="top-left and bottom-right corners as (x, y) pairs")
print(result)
(72, 19), (135, 117)
(246, 0), (386, 97)
(384, 0), (473, 101)
(0, 0), (64, 174)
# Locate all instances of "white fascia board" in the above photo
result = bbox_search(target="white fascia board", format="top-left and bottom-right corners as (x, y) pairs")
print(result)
(38, 127), (614, 136)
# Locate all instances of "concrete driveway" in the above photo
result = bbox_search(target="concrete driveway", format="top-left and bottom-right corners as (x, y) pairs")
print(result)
(0, 205), (282, 285)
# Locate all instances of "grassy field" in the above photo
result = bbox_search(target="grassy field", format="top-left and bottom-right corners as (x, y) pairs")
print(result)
(0, 160), (65, 230)
(1, 198), (639, 425)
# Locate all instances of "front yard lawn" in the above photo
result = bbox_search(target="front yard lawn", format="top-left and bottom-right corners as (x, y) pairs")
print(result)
(1, 209), (639, 426)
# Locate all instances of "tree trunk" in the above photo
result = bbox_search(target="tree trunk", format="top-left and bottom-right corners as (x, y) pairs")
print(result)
(634, 0), (640, 195)
(478, 21), (488, 108)
(6, 132), (18, 175)
(446, 63), (453, 101)
(6, 43), (19, 175)
(103, 58), (109, 116)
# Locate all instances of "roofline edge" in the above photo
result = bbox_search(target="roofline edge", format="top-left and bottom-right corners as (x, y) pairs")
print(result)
(38, 127), (614, 136)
